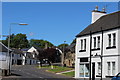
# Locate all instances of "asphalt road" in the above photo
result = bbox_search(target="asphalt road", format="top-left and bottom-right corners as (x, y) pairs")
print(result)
(2, 65), (75, 80)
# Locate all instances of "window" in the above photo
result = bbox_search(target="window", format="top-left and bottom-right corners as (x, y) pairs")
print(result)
(97, 36), (100, 48)
(80, 64), (89, 77)
(112, 62), (115, 75)
(107, 62), (111, 75)
(81, 40), (83, 50)
(108, 34), (111, 47)
(98, 62), (101, 75)
(113, 33), (116, 46)
(84, 39), (86, 50)
(94, 37), (96, 48)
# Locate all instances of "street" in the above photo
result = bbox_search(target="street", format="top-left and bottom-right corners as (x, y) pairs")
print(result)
(1, 65), (75, 80)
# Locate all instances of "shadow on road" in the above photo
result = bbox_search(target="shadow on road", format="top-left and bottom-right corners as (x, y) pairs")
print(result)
(11, 73), (21, 76)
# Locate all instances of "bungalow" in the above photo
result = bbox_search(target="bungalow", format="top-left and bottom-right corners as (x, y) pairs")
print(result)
(75, 7), (120, 79)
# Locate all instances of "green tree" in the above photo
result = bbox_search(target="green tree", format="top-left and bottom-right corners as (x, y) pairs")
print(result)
(13, 33), (29, 49)
(3, 33), (29, 49)
(29, 39), (54, 49)
(57, 43), (69, 48)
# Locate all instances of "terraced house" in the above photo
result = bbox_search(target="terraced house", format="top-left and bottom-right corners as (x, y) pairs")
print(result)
(75, 7), (120, 79)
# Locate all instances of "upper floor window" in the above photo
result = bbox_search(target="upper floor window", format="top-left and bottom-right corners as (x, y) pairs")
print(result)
(108, 34), (111, 47)
(113, 33), (116, 46)
(94, 37), (96, 49)
(81, 40), (83, 50)
(106, 33), (116, 49)
(97, 36), (100, 48)
(84, 39), (86, 50)
(80, 39), (87, 52)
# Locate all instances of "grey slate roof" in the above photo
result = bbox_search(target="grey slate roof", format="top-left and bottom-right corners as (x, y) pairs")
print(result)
(76, 11), (120, 37)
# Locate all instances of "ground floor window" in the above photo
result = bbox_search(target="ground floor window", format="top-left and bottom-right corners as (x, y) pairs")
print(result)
(80, 63), (89, 77)
(98, 62), (101, 75)
(107, 62), (111, 76)
(107, 62), (116, 76)
(112, 62), (115, 75)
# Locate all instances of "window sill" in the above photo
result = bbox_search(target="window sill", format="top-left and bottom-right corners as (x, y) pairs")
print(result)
(96, 75), (101, 77)
(92, 48), (100, 51)
(79, 50), (86, 52)
(106, 46), (116, 49)
(106, 75), (114, 78)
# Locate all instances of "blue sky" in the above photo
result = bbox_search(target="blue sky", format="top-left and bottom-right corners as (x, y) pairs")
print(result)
(2, 2), (119, 46)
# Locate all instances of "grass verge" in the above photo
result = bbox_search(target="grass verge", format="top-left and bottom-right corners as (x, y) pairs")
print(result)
(48, 66), (73, 73)
(62, 71), (75, 77)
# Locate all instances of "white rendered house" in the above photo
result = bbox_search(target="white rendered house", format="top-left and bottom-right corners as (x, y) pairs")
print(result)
(0, 42), (11, 76)
(75, 7), (120, 79)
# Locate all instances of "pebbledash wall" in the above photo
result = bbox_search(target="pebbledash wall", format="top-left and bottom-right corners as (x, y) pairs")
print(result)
(75, 7), (120, 79)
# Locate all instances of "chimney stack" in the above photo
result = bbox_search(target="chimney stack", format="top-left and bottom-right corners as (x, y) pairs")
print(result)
(91, 6), (107, 23)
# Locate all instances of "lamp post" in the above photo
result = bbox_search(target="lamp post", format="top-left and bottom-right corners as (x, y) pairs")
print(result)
(8, 23), (28, 75)
(61, 41), (66, 67)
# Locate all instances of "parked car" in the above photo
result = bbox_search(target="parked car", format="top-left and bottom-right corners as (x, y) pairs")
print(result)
(112, 72), (120, 80)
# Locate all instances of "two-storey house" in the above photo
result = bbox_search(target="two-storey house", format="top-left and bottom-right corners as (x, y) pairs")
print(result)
(75, 7), (120, 79)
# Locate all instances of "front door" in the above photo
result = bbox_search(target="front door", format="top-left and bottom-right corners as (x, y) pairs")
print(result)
(92, 63), (95, 80)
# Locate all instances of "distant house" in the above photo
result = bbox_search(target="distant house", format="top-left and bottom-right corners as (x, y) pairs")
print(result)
(24, 46), (40, 65)
(75, 7), (120, 79)
(12, 48), (23, 65)
(0, 42), (11, 76)
(12, 46), (39, 65)
(64, 43), (75, 67)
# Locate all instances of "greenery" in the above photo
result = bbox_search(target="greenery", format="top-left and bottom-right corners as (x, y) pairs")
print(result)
(29, 39), (54, 49)
(48, 66), (73, 73)
(62, 71), (75, 77)
(2, 33), (29, 49)
(57, 43), (69, 48)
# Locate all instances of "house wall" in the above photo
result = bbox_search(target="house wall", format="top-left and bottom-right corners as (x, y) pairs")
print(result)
(75, 28), (119, 78)
(118, 28), (120, 73)
(12, 53), (24, 65)
(0, 52), (9, 69)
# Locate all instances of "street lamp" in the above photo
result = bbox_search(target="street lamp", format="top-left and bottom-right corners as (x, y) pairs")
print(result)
(61, 41), (66, 67)
(8, 23), (28, 75)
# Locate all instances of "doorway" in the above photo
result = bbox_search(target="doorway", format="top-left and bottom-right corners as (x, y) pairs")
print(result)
(92, 63), (95, 80)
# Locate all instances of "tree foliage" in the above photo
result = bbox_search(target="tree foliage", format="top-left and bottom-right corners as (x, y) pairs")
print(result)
(57, 44), (69, 48)
(29, 39), (54, 49)
(3, 33), (29, 49)
(38, 48), (61, 66)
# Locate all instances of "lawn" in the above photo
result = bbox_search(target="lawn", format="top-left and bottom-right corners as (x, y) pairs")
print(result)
(48, 66), (73, 73)
(62, 71), (75, 77)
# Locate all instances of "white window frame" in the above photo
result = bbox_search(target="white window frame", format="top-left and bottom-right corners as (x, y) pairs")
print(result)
(113, 33), (116, 46)
(97, 36), (100, 48)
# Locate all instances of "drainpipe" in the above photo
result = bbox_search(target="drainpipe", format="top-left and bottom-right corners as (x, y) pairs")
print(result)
(89, 31), (92, 80)
(101, 27), (103, 80)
